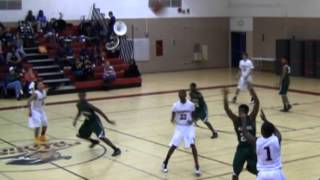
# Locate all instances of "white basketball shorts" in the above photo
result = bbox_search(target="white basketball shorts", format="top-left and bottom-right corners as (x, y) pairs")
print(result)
(28, 110), (48, 128)
(169, 125), (195, 148)
(257, 169), (286, 180)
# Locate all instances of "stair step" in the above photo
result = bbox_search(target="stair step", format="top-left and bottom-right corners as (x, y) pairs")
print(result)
(29, 58), (55, 63)
(25, 53), (45, 57)
(33, 65), (60, 70)
(43, 78), (70, 83)
(38, 71), (64, 76)
(24, 47), (38, 51)
(55, 85), (76, 91)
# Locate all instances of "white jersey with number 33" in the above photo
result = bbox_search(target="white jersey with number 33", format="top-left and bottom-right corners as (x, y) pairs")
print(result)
(256, 135), (282, 171)
(172, 100), (195, 126)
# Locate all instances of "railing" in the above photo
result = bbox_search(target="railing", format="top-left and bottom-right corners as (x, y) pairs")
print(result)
(91, 4), (134, 63)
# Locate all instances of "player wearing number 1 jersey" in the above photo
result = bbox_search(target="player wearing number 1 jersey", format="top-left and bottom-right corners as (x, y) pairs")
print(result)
(161, 90), (201, 176)
(223, 84), (259, 180)
(241, 109), (286, 180)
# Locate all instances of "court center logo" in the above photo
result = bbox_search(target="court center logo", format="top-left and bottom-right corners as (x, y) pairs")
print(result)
(0, 139), (107, 172)
(0, 140), (80, 165)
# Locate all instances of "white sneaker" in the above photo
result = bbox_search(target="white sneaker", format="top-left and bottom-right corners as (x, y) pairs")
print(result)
(195, 169), (201, 176)
(161, 163), (168, 173)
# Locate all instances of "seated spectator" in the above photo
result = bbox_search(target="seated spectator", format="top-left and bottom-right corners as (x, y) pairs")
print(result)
(15, 32), (26, 57)
(125, 60), (141, 77)
(6, 45), (22, 69)
(18, 21), (34, 47)
(55, 41), (74, 68)
(102, 60), (116, 83)
(0, 40), (4, 64)
(36, 10), (47, 32)
(23, 67), (37, 94)
(0, 22), (5, 32)
(72, 58), (85, 80)
(44, 18), (56, 37)
(3, 67), (23, 100)
(83, 55), (94, 78)
(25, 10), (36, 24)
(1, 27), (15, 47)
(80, 44), (95, 64)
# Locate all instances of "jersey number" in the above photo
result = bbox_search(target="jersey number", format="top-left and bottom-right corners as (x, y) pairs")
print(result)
(264, 146), (272, 161)
(180, 114), (187, 121)
(239, 132), (247, 142)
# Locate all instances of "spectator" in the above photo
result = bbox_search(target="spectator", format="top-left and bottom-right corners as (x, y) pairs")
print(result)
(15, 32), (26, 57)
(0, 22), (5, 32)
(6, 45), (22, 69)
(4, 67), (23, 100)
(55, 40), (74, 68)
(18, 21), (34, 47)
(107, 11), (116, 42)
(72, 57), (85, 80)
(36, 10), (47, 32)
(23, 67), (37, 94)
(54, 12), (66, 33)
(125, 60), (141, 77)
(25, 10), (36, 23)
(0, 22), (5, 39)
(102, 60), (116, 83)
(44, 18), (56, 37)
(0, 40), (4, 64)
(1, 27), (15, 47)
(83, 55), (94, 78)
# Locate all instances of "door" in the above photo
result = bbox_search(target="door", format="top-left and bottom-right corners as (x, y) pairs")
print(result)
(231, 32), (246, 68)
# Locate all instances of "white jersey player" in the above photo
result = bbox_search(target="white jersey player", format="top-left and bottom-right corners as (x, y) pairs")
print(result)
(162, 90), (201, 176)
(232, 52), (254, 103)
(27, 81), (49, 144)
(241, 109), (286, 180)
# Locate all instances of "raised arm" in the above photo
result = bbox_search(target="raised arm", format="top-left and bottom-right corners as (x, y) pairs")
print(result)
(222, 88), (237, 121)
(240, 116), (257, 146)
(90, 103), (115, 125)
(260, 109), (282, 144)
(249, 84), (260, 120)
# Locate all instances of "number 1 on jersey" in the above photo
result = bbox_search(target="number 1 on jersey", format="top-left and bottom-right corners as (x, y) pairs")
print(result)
(264, 146), (272, 161)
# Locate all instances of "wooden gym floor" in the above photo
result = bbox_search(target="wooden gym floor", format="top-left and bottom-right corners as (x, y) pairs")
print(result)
(0, 68), (319, 180)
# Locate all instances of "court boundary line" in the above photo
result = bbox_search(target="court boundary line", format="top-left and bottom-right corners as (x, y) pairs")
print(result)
(0, 83), (319, 112)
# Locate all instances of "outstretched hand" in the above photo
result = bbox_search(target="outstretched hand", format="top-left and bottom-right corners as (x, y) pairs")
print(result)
(108, 120), (116, 125)
(260, 109), (267, 122)
(73, 120), (77, 127)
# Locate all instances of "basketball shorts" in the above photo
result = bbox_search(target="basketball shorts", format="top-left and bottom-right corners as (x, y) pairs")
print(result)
(279, 79), (290, 95)
(237, 76), (252, 90)
(257, 169), (286, 180)
(194, 107), (208, 122)
(78, 118), (106, 139)
(233, 145), (258, 176)
(28, 109), (48, 128)
(170, 125), (195, 148)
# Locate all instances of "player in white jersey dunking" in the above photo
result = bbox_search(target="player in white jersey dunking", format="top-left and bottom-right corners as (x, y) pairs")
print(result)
(27, 80), (49, 144)
(232, 52), (255, 103)
(241, 109), (286, 180)
(161, 90), (201, 176)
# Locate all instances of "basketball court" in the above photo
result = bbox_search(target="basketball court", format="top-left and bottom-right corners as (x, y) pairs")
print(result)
(0, 69), (319, 180)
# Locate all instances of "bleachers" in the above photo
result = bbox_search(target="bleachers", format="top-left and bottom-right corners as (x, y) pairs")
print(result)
(37, 24), (142, 92)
